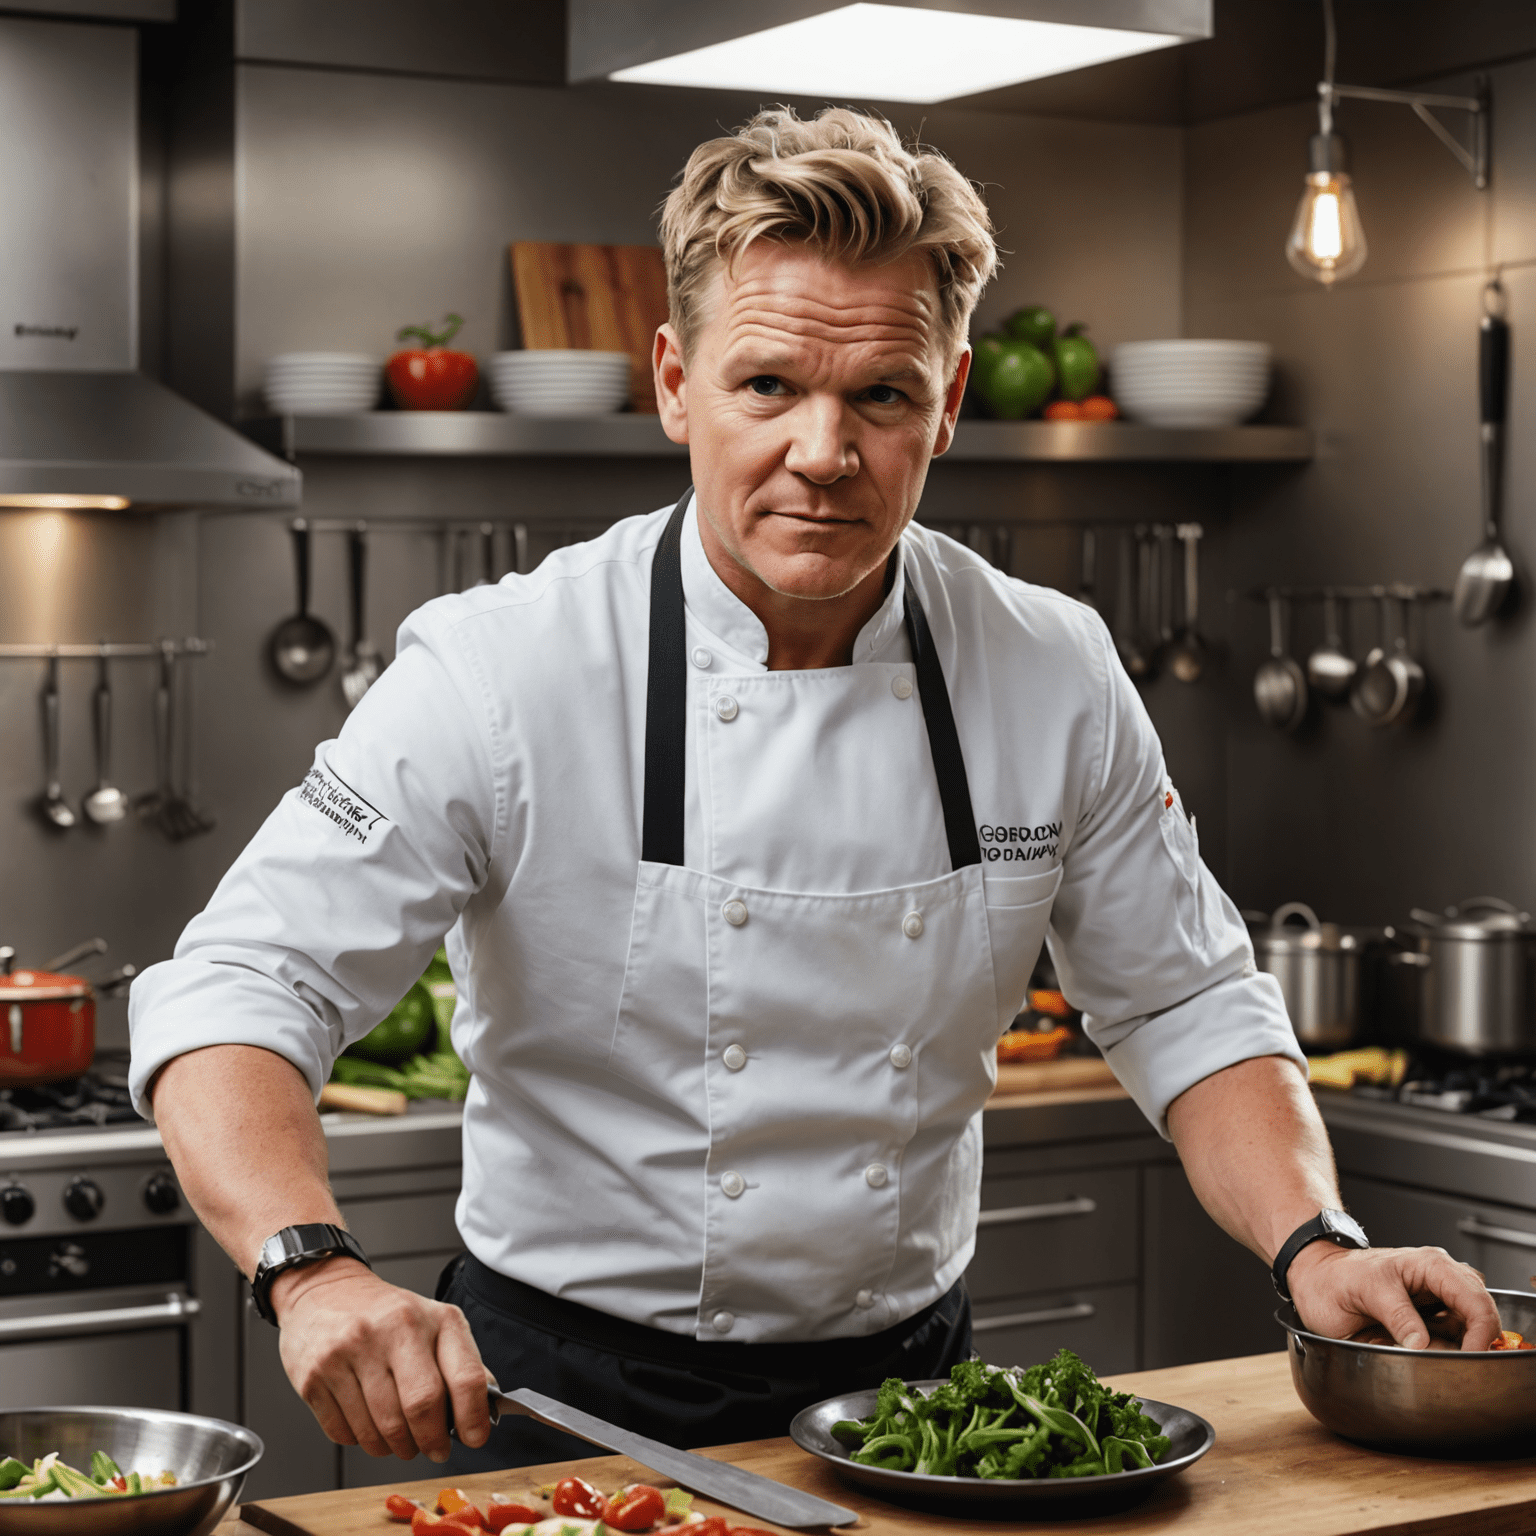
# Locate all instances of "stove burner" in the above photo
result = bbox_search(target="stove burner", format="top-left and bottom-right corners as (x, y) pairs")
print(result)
(0, 1063), (139, 1135)
(1353, 1053), (1536, 1122)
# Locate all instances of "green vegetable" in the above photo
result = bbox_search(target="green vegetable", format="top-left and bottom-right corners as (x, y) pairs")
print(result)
(970, 333), (1006, 393)
(0, 1460), (26, 1492)
(90, 1451), (121, 1485)
(832, 1351), (1170, 1481)
(662, 1487), (693, 1519)
(1004, 305), (1056, 350)
(978, 341), (1054, 420)
(346, 981), (436, 1065)
(1052, 323), (1100, 402)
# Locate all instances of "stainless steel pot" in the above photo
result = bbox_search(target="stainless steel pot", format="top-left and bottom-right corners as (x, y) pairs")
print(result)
(1410, 896), (1536, 1055)
(1246, 902), (1368, 1050)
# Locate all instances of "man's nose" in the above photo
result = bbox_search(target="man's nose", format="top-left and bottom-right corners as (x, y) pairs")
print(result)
(784, 396), (858, 484)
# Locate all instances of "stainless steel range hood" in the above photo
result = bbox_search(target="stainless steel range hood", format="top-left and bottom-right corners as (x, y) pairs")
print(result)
(0, 14), (300, 511)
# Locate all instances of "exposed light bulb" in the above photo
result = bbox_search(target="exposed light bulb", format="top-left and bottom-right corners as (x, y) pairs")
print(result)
(1286, 132), (1367, 286)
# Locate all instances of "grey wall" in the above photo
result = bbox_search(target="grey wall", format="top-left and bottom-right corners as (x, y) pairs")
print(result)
(1186, 53), (1536, 924)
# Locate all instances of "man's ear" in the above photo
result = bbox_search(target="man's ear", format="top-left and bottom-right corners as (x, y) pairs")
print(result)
(654, 323), (689, 445)
(931, 347), (972, 459)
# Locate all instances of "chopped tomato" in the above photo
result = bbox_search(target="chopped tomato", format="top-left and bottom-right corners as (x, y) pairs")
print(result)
(729, 1528), (781, 1535)
(681, 1521), (729, 1536)
(110, 1477), (127, 1492)
(411, 1510), (444, 1536)
(604, 1485), (666, 1531)
(436, 1491), (485, 1527)
(1492, 1330), (1528, 1350)
(385, 1495), (421, 1523)
(483, 1498), (541, 1532)
(551, 1476), (606, 1519)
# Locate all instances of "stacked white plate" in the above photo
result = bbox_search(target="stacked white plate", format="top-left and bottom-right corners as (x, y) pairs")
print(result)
(264, 352), (381, 414)
(487, 350), (631, 416)
(1110, 340), (1271, 428)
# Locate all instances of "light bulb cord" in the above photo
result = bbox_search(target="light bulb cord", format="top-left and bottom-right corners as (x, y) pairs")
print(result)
(1319, 0), (1337, 137)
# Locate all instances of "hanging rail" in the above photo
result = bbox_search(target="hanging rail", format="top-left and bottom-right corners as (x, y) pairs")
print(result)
(0, 639), (213, 660)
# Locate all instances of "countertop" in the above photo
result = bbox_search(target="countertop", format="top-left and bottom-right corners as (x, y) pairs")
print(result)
(236, 1351), (1536, 1536)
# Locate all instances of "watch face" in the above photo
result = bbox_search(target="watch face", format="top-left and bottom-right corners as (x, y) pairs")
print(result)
(1320, 1208), (1368, 1246)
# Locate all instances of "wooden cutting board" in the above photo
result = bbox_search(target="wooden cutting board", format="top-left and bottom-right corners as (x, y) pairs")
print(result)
(992, 1055), (1123, 1101)
(508, 242), (670, 414)
(238, 1352), (1536, 1536)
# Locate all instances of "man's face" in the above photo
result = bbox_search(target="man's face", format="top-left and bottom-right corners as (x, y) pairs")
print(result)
(654, 242), (969, 605)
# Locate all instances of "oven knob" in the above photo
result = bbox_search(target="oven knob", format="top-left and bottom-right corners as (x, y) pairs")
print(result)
(142, 1174), (181, 1215)
(0, 1185), (33, 1225)
(62, 1177), (104, 1222)
(48, 1242), (89, 1279)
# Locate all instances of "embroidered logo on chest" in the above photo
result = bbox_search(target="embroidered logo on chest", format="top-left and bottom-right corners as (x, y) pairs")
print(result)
(978, 820), (1061, 863)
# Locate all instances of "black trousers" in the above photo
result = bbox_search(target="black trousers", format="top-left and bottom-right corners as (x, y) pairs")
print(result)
(438, 1254), (972, 1473)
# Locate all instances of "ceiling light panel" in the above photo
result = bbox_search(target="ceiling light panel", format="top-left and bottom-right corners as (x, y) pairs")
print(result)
(608, 3), (1184, 103)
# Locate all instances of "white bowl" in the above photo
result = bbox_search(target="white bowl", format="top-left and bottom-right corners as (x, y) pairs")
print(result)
(1110, 339), (1271, 428)
(264, 389), (379, 414)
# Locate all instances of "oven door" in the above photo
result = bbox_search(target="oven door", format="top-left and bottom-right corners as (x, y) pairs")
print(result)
(0, 1285), (198, 1411)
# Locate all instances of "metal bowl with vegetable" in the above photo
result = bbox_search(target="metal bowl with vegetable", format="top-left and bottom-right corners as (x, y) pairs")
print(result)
(0, 1407), (261, 1536)
(789, 1352), (1213, 1510)
(1279, 1289), (1536, 1456)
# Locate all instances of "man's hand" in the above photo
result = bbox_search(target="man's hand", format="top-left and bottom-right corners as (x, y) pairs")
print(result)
(274, 1258), (493, 1461)
(1287, 1241), (1501, 1351)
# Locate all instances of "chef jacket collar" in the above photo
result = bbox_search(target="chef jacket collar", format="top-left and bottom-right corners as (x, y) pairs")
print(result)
(681, 499), (910, 669)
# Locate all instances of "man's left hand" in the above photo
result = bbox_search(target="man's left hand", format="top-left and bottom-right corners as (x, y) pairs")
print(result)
(1287, 1241), (1501, 1351)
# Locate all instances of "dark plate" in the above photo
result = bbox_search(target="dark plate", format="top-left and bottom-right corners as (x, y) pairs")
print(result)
(789, 1380), (1214, 1514)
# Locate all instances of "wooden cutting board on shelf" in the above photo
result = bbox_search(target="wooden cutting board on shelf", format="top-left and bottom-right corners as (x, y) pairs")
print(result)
(508, 241), (670, 414)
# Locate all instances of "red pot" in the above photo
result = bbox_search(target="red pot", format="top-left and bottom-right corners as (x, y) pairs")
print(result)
(0, 967), (94, 1086)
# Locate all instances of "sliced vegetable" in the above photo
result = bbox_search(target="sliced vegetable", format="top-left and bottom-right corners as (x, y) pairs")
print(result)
(0, 1460), (27, 1492)
(438, 1488), (486, 1525)
(484, 1498), (541, 1531)
(551, 1477), (606, 1519)
(385, 1494), (422, 1522)
(90, 1451), (122, 1485)
(602, 1486), (664, 1531)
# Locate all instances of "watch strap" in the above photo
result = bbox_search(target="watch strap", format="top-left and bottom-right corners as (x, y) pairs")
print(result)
(1271, 1210), (1368, 1302)
(251, 1223), (371, 1326)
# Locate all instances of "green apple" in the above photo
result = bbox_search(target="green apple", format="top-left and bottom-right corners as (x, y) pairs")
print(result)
(982, 341), (1055, 419)
(970, 332), (1007, 393)
(1004, 306), (1056, 351)
(1053, 323), (1100, 402)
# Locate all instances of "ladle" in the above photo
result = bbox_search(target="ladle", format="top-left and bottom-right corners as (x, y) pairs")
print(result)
(1253, 591), (1308, 732)
(340, 523), (381, 711)
(37, 654), (75, 829)
(1113, 529), (1152, 680)
(1306, 590), (1357, 699)
(1453, 295), (1514, 626)
(1168, 523), (1205, 683)
(82, 652), (128, 824)
(269, 519), (335, 685)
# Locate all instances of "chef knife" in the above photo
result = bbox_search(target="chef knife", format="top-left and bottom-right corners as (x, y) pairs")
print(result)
(485, 1386), (859, 1530)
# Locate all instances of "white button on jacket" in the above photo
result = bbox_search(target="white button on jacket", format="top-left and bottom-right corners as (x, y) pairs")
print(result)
(129, 501), (1300, 1344)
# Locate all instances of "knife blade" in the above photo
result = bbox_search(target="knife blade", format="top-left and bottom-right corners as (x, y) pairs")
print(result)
(486, 1386), (858, 1530)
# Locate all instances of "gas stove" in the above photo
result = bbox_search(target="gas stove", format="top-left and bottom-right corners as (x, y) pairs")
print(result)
(0, 1057), (140, 1136)
(1351, 1052), (1536, 1123)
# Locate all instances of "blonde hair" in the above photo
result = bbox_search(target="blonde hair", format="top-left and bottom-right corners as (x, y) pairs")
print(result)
(659, 106), (997, 358)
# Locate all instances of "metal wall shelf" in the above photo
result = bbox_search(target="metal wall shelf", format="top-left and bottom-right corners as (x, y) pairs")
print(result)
(241, 413), (1314, 466)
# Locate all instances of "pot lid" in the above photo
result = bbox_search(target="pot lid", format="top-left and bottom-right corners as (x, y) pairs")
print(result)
(1247, 901), (1363, 953)
(0, 968), (91, 1002)
(1411, 898), (1533, 941)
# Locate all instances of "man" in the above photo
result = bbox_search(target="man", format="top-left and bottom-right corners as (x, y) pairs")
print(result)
(130, 106), (1497, 1473)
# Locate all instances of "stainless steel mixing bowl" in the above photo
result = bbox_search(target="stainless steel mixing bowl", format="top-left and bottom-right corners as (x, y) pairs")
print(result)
(0, 1408), (263, 1536)
(1279, 1289), (1536, 1456)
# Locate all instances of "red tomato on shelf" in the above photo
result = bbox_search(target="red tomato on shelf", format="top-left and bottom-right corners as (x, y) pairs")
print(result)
(386, 313), (478, 411)
(550, 1475), (607, 1519)
(604, 1485), (666, 1530)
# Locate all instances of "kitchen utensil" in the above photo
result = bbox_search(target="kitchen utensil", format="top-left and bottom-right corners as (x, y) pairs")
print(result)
(484, 1386), (858, 1530)
(1253, 592), (1307, 731)
(509, 241), (670, 412)
(474, 522), (496, 585)
(137, 646), (212, 841)
(1246, 902), (1371, 1049)
(1453, 299), (1514, 626)
(1110, 339), (1271, 428)
(0, 1406), (261, 1536)
(0, 963), (95, 1086)
(1305, 590), (1356, 699)
(1112, 530), (1152, 679)
(36, 656), (75, 830)
(41, 937), (107, 973)
(1154, 523), (1176, 664)
(82, 654), (128, 824)
(989, 522), (1012, 574)
(1279, 1288), (1536, 1456)
(1167, 522), (1205, 683)
(340, 524), (380, 711)
(1408, 896), (1536, 1055)
(512, 522), (529, 575)
(269, 520), (335, 686)
(1076, 527), (1096, 608)
(1350, 593), (1423, 728)
(790, 1381), (1214, 1509)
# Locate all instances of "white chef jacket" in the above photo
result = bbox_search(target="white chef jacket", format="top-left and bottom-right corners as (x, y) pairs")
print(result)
(129, 501), (1301, 1342)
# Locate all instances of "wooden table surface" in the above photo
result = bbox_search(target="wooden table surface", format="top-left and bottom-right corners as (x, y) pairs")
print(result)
(237, 1351), (1536, 1536)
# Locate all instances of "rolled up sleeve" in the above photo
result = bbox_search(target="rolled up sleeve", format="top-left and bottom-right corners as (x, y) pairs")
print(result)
(1047, 621), (1304, 1135)
(127, 610), (499, 1117)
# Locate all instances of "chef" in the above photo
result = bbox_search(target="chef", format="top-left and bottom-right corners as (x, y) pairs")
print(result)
(130, 105), (1498, 1473)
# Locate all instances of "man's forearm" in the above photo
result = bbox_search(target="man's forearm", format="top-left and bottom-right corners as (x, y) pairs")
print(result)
(151, 1044), (343, 1278)
(1165, 1053), (1339, 1266)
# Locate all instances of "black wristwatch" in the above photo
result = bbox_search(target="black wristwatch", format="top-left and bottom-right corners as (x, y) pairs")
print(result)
(251, 1223), (371, 1326)
(1271, 1209), (1369, 1301)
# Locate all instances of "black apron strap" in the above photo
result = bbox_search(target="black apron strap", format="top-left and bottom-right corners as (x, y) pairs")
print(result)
(642, 488), (979, 871)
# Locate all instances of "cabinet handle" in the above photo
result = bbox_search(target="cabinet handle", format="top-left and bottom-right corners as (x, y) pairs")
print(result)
(1457, 1217), (1536, 1250)
(972, 1302), (1096, 1334)
(977, 1195), (1097, 1228)
(0, 1292), (200, 1343)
